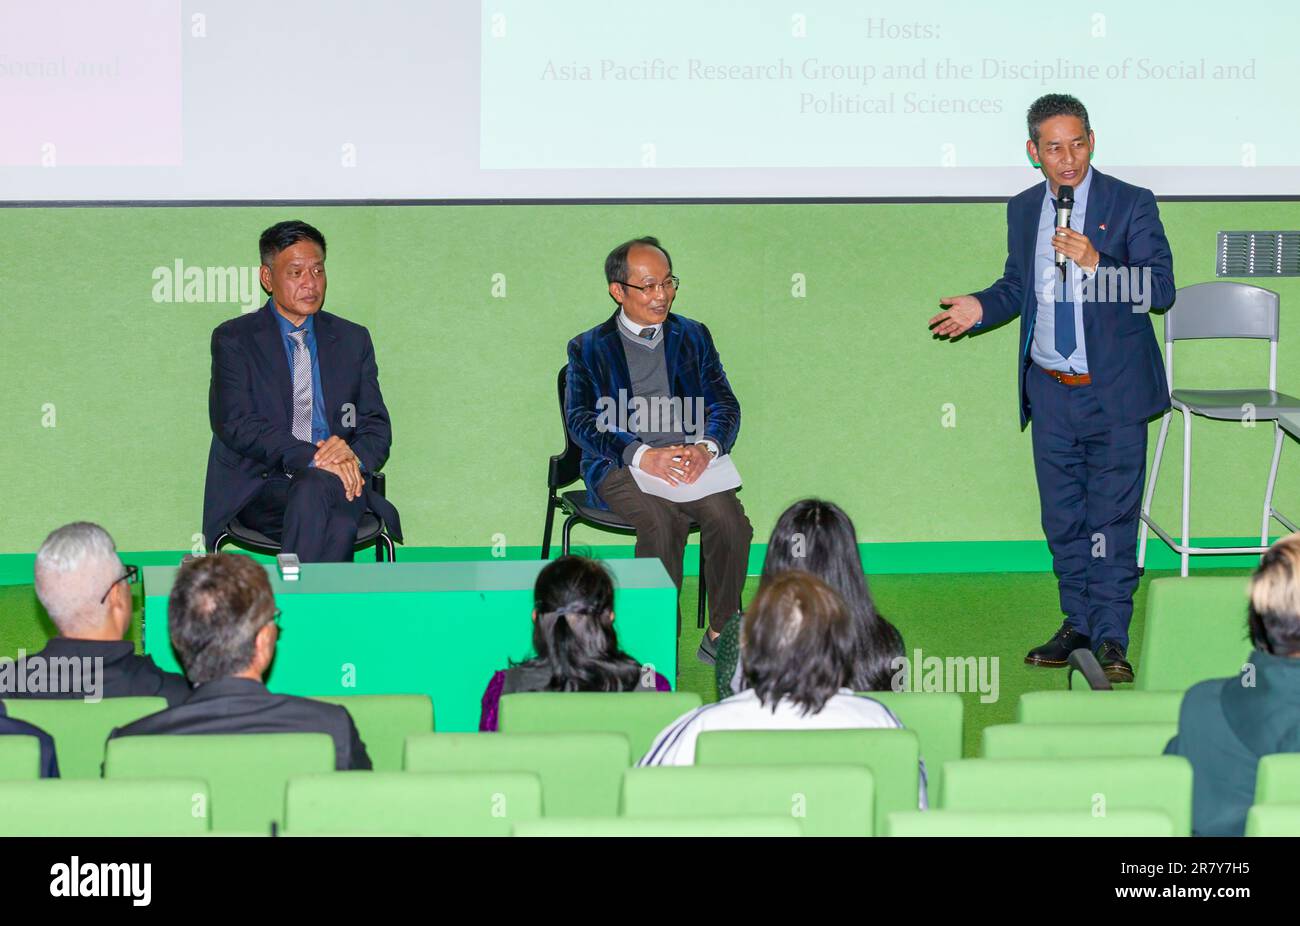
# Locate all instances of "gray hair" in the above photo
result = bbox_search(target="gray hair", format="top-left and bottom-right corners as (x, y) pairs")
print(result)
(33, 522), (123, 634)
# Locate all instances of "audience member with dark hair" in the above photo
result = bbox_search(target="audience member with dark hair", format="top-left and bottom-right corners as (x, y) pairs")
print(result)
(108, 553), (371, 770)
(715, 499), (903, 698)
(1166, 533), (1300, 835)
(479, 555), (670, 731)
(641, 573), (924, 812)
(0, 703), (59, 777)
(7, 522), (190, 705)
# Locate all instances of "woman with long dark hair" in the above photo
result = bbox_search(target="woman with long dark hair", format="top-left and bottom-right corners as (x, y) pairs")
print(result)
(714, 498), (904, 697)
(479, 555), (670, 731)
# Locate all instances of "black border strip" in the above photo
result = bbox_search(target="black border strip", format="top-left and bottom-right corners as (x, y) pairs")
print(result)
(1, 194), (1299, 208)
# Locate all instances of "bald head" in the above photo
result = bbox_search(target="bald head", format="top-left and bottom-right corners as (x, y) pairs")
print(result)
(33, 522), (128, 638)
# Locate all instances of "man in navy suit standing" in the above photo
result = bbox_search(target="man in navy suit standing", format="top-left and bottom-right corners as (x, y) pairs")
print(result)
(929, 95), (1175, 681)
(566, 237), (752, 664)
(201, 221), (401, 562)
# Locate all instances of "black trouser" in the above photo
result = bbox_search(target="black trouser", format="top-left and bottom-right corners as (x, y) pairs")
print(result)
(598, 466), (753, 633)
(238, 468), (367, 563)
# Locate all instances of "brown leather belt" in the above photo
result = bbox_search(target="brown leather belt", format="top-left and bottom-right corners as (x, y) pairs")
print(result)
(1038, 365), (1092, 386)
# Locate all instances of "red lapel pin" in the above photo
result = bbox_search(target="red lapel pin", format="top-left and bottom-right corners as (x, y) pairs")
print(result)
(1099, 223), (1107, 231)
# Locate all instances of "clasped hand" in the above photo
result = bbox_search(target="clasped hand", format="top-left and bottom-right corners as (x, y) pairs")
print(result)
(314, 436), (364, 501)
(638, 444), (713, 486)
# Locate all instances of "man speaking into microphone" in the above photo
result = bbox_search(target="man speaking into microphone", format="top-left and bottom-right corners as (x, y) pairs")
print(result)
(928, 94), (1175, 682)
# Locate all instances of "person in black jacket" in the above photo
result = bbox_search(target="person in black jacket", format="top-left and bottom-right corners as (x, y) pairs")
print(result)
(10, 522), (189, 705)
(108, 553), (370, 770)
(0, 703), (59, 777)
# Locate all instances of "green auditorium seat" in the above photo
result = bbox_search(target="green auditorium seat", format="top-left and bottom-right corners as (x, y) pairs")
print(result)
(886, 809), (1176, 837)
(0, 697), (166, 779)
(284, 771), (543, 836)
(1245, 803), (1300, 836)
(1137, 576), (1253, 691)
(981, 722), (1177, 759)
(513, 816), (803, 836)
(0, 779), (210, 835)
(313, 694), (434, 772)
(497, 691), (702, 759)
(695, 728), (920, 832)
(104, 733), (335, 834)
(859, 691), (962, 797)
(404, 731), (629, 817)
(0, 736), (41, 779)
(621, 765), (875, 836)
(1016, 690), (1183, 725)
(940, 756), (1193, 835)
(1254, 753), (1300, 804)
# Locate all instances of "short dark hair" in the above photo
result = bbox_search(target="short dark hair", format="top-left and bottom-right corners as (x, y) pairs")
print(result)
(259, 220), (327, 267)
(742, 572), (859, 715)
(762, 499), (904, 690)
(168, 554), (276, 685)
(1026, 94), (1091, 145)
(604, 236), (672, 286)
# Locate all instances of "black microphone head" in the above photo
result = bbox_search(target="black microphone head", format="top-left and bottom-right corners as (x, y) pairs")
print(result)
(1057, 184), (1074, 206)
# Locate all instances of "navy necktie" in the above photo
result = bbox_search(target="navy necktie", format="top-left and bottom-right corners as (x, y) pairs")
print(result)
(1051, 198), (1076, 362)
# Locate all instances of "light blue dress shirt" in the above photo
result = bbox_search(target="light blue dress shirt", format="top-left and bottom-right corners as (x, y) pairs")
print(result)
(1030, 166), (1093, 374)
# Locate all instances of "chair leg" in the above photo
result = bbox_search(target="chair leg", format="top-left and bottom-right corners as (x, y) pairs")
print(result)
(385, 534), (397, 562)
(1263, 422), (1284, 547)
(1138, 410), (1172, 570)
(542, 499), (557, 560)
(212, 533), (230, 554)
(696, 547), (708, 630)
(374, 535), (384, 562)
(1181, 412), (1192, 577)
(561, 514), (578, 556)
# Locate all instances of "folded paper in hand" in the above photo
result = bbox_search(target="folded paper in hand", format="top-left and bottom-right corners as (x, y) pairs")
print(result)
(630, 453), (742, 503)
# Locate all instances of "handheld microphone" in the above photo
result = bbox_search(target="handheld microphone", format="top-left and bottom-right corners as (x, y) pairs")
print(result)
(1067, 647), (1113, 691)
(1054, 184), (1075, 275)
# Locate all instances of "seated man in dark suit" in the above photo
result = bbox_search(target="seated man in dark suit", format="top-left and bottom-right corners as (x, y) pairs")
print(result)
(202, 220), (401, 562)
(108, 553), (371, 770)
(566, 236), (753, 665)
(0, 704), (59, 777)
(6, 522), (189, 705)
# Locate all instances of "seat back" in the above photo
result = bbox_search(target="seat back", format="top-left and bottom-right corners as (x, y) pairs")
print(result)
(549, 364), (582, 491)
(104, 732), (336, 833)
(864, 691), (963, 798)
(1, 697), (167, 779)
(940, 756), (1194, 834)
(1017, 690), (1184, 724)
(695, 728), (920, 832)
(1245, 803), (1300, 836)
(0, 778), (210, 835)
(887, 808), (1175, 837)
(285, 771), (543, 836)
(498, 691), (703, 759)
(1254, 753), (1300, 804)
(1137, 577), (1253, 690)
(0, 736), (42, 780)
(621, 765), (875, 836)
(514, 816), (803, 836)
(982, 722), (1176, 759)
(404, 731), (630, 817)
(312, 694), (433, 772)
(1165, 282), (1280, 343)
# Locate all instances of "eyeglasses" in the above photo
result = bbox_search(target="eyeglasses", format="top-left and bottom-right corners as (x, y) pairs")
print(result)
(619, 276), (680, 296)
(99, 564), (140, 605)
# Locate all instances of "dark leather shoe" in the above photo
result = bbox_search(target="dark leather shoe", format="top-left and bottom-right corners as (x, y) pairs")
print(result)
(1096, 640), (1134, 684)
(1025, 623), (1092, 667)
(697, 631), (718, 666)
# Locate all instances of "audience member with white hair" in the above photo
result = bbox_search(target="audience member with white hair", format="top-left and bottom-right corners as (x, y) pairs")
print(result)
(5, 522), (190, 704)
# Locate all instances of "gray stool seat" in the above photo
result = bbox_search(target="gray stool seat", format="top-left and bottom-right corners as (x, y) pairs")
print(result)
(1171, 388), (1300, 420)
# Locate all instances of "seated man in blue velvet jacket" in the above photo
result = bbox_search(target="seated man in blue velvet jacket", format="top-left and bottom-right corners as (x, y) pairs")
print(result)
(564, 236), (752, 665)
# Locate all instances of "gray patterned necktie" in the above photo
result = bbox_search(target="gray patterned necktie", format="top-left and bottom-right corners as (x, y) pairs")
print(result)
(288, 328), (313, 442)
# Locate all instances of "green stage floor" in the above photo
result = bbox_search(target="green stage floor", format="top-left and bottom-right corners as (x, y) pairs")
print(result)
(0, 568), (1253, 757)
